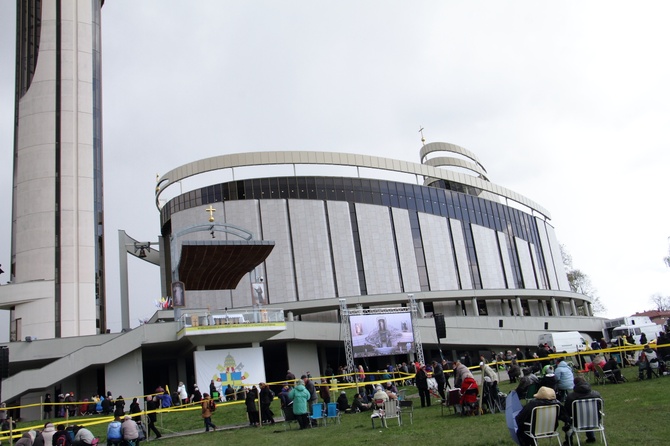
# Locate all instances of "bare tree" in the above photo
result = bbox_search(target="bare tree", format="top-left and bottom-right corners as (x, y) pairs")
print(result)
(649, 293), (670, 311)
(560, 244), (606, 314)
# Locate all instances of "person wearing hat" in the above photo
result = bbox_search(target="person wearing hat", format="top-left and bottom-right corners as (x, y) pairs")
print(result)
(373, 385), (389, 406)
(121, 415), (140, 445)
(514, 386), (567, 446)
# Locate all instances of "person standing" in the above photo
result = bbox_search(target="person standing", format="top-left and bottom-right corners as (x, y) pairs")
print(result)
(288, 379), (311, 429)
(200, 393), (217, 432)
(145, 397), (162, 439)
(415, 364), (430, 407)
(302, 375), (318, 412)
(129, 398), (141, 422)
(259, 383), (275, 425)
(190, 385), (202, 403)
(44, 393), (53, 420)
(177, 382), (189, 405)
(318, 379), (331, 405)
(114, 396), (126, 418)
(65, 393), (76, 417)
(515, 348), (525, 361)
(431, 360), (447, 404)
(245, 387), (260, 426)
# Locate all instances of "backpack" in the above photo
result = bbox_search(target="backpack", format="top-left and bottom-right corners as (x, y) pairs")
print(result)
(55, 433), (69, 446)
(209, 400), (216, 412)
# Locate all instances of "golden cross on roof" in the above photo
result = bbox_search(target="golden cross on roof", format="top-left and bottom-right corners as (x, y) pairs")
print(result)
(205, 205), (216, 222)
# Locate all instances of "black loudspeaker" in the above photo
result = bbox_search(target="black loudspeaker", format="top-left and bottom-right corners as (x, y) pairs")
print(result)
(0, 346), (8, 379)
(434, 313), (446, 339)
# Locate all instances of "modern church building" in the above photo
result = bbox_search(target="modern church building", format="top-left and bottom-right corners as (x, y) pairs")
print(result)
(1, 0), (604, 420)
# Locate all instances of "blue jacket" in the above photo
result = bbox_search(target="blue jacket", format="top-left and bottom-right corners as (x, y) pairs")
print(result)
(107, 421), (122, 441)
(554, 361), (574, 391)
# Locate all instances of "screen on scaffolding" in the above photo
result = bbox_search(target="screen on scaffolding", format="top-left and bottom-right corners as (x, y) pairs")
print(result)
(349, 312), (414, 358)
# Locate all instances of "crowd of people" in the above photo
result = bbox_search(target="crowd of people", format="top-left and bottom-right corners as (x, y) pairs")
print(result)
(3, 333), (668, 444)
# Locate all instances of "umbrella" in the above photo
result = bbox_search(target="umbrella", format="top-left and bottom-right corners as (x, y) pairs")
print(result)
(505, 390), (523, 445)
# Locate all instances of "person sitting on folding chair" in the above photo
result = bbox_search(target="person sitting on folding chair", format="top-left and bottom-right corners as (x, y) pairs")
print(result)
(636, 345), (659, 380)
(515, 387), (568, 446)
(564, 377), (602, 445)
(602, 356), (623, 383)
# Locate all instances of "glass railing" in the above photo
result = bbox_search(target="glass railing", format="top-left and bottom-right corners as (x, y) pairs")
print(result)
(176, 308), (285, 332)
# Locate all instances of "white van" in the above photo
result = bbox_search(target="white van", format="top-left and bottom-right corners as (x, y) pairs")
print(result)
(610, 324), (661, 345)
(537, 331), (588, 353)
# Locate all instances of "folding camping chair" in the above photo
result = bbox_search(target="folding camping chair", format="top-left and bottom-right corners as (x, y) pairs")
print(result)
(382, 400), (401, 427)
(571, 398), (608, 446)
(398, 399), (413, 424)
(523, 404), (562, 446)
(309, 402), (326, 427)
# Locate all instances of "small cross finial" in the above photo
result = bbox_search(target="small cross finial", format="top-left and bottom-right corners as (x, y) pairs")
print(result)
(419, 126), (426, 146)
(205, 205), (216, 222)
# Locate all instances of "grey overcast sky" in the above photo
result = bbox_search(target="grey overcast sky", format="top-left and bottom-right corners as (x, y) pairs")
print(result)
(2, 1), (670, 337)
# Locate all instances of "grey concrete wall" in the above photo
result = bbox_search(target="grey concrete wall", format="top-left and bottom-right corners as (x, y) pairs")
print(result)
(105, 349), (144, 403)
(286, 342), (320, 382)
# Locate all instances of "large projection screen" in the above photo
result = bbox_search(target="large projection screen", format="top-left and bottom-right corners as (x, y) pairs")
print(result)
(194, 347), (266, 396)
(349, 312), (414, 358)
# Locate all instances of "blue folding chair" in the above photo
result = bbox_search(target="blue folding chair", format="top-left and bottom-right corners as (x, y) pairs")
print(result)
(326, 402), (341, 424)
(309, 402), (326, 427)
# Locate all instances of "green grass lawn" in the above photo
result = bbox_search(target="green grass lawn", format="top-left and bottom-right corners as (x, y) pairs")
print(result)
(6, 366), (669, 446)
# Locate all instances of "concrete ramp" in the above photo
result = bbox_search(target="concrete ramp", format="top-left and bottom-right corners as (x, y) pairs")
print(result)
(1, 322), (178, 402)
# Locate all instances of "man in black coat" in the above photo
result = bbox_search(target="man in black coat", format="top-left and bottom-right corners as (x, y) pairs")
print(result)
(259, 382), (275, 424)
(564, 377), (602, 444)
(145, 396), (162, 439)
(431, 360), (447, 403)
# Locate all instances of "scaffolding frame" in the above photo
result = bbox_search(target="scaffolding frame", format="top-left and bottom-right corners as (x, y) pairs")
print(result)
(340, 294), (424, 375)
